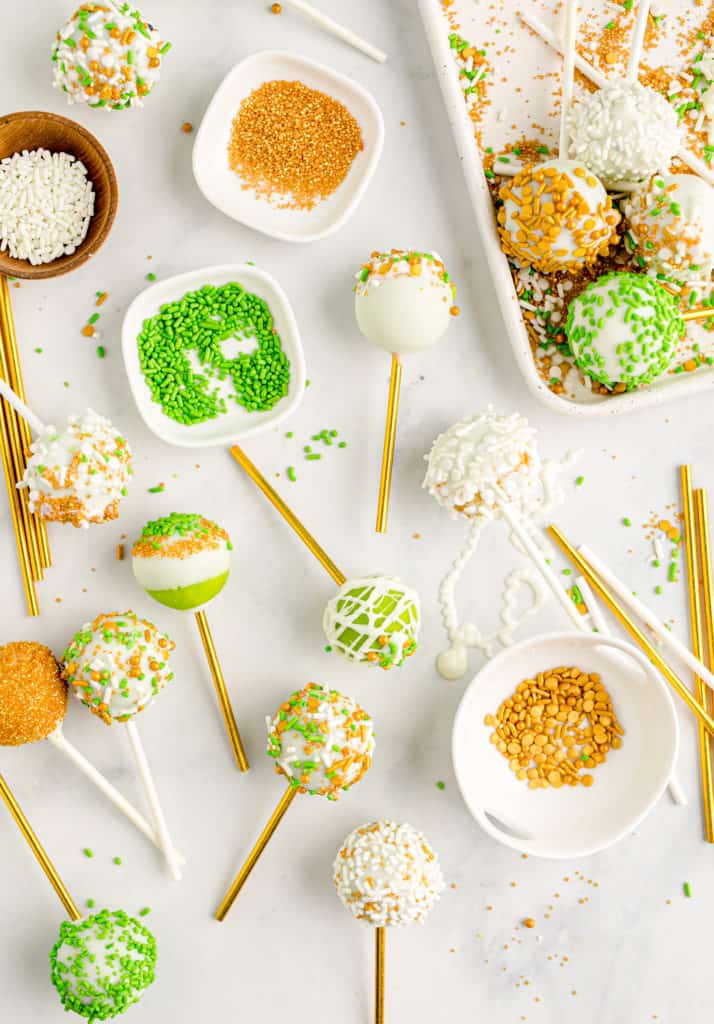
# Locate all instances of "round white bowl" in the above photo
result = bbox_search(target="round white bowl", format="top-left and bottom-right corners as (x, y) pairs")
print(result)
(452, 631), (678, 859)
(121, 262), (306, 448)
(192, 50), (384, 243)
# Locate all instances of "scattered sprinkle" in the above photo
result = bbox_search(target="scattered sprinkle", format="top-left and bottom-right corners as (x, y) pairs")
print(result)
(684, 881), (692, 898)
(436, 780), (446, 791)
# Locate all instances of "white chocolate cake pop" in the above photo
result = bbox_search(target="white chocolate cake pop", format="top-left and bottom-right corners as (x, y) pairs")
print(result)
(333, 820), (444, 927)
(50, 909), (157, 1019)
(323, 575), (420, 670)
(623, 173), (714, 282)
(566, 271), (684, 390)
(497, 159), (620, 273)
(19, 409), (131, 528)
(52, 2), (170, 111)
(567, 79), (680, 188)
(132, 513), (232, 611)
(354, 250), (458, 354)
(62, 612), (175, 725)
(266, 684), (374, 799)
(423, 408), (544, 521)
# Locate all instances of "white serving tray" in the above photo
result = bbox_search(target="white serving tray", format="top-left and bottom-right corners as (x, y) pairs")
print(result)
(419, 0), (714, 417)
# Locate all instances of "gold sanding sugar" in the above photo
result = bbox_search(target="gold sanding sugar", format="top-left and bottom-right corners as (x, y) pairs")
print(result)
(485, 665), (624, 789)
(0, 642), (67, 746)
(227, 79), (364, 210)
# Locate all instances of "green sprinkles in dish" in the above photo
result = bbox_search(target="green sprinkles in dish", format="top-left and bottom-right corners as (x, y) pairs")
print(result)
(136, 281), (290, 426)
(50, 909), (157, 1020)
(566, 272), (683, 391)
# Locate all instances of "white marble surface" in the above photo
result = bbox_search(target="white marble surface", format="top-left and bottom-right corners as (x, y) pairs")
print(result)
(0, 2), (711, 1021)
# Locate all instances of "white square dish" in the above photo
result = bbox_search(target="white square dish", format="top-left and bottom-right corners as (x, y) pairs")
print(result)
(121, 263), (306, 448)
(419, 0), (714, 418)
(192, 49), (384, 243)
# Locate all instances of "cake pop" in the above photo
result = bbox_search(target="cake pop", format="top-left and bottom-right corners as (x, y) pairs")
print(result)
(497, 159), (620, 274)
(131, 513), (248, 772)
(423, 409), (544, 521)
(63, 612), (174, 724)
(565, 272), (684, 390)
(0, 640), (179, 865)
(334, 820), (444, 1024)
(19, 409), (132, 528)
(0, 641), (66, 745)
(334, 820), (444, 927)
(50, 909), (157, 1019)
(567, 79), (681, 188)
(423, 409), (575, 680)
(62, 612), (182, 879)
(216, 683), (374, 920)
(322, 575), (420, 669)
(266, 683), (374, 797)
(623, 174), (714, 282)
(52, 2), (170, 111)
(354, 249), (458, 532)
(132, 513), (232, 611)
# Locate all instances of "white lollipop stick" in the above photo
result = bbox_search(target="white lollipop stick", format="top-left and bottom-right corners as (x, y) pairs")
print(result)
(47, 727), (186, 865)
(579, 543), (714, 691)
(573, 575), (687, 806)
(0, 377), (45, 436)
(493, 489), (584, 630)
(517, 5), (714, 184)
(125, 722), (182, 881)
(627, 0), (651, 82)
(559, 0), (578, 158)
(281, 0), (386, 63)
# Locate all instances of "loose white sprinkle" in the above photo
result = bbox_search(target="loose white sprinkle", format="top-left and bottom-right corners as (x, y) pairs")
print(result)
(0, 148), (94, 265)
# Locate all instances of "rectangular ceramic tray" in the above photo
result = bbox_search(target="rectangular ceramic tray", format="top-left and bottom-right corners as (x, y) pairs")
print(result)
(419, 0), (714, 417)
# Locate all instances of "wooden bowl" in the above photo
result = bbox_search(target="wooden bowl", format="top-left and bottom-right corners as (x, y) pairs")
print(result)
(0, 110), (118, 280)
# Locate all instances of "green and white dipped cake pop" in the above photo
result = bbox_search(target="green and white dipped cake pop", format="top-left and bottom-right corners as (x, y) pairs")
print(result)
(566, 272), (684, 391)
(132, 513), (233, 611)
(323, 575), (420, 669)
(50, 909), (157, 1019)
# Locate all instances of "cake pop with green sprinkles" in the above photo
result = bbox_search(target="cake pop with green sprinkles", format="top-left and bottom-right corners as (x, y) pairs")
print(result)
(50, 909), (157, 1020)
(566, 272), (684, 391)
(266, 683), (374, 799)
(62, 612), (175, 725)
(136, 281), (291, 426)
(322, 575), (420, 669)
(132, 513), (233, 611)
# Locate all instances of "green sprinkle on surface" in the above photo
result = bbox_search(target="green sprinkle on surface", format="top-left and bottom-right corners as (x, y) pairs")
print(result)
(575, 476), (584, 486)
(436, 780), (446, 791)
(623, 517), (632, 527)
(96, 345), (105, 358)
(148, 484), (165, 494)
(83, 848), (94, 858)
(684, 882), (692, 898)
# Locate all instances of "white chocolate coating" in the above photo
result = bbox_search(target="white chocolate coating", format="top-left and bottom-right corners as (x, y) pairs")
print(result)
(567, 79), (680, 188)
(422, 408), (543, 520)
(322, 574), (420, 670)
(333, 820), (445, 927)
(354, 250), (456, 354)
(19, 409), (131, 528)
(623, 173), (714, 282)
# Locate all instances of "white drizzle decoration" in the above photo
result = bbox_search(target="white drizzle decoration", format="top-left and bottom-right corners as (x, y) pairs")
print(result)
(322, 574), (420, 670)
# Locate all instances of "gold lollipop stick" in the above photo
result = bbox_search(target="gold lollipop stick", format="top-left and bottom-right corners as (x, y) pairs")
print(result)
(375, 354), (402, 535)
(681, 307), (714, 322)
(680, 468), (714, 842)
(195, 609), (249, 773)
(0, 398), (38, 615)
(375, 927), (385, 1024)
(215, 785), (298, 921)
(229, 446), (346, 586)
(0, 774), (80, 920)
(695, 489), (714, 825)
(548, 524), (714, 735)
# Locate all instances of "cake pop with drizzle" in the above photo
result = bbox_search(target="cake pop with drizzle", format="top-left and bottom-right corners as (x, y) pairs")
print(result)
(322, 575), (420, 670)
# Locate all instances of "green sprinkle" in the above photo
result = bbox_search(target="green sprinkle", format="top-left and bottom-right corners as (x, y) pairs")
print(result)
(34, 347), (43, 353)
(536, 145), (550, 155)
(623, 517), (632, 527)
(436, 780), (446, 791)
(113, 856), (122, 866)
(83, 848), (94, 858)
(655, 585), (663, 595)
(146, 272), (156, 281)
(684, 882), (692, 898)
(285, 431), (293, 438)
(139, 906), (152, 916)
(96, 345), (105, 358)
(305, 453), (321, 461)
(287, 465), (297, 482)
(86, 898), (95, 908)
(88, 312), (100, 325)
(148, 484), (164, 494)
(575, 475), (584, 486)
(668, 561), (677, 582)
(561, 568), (572, 576)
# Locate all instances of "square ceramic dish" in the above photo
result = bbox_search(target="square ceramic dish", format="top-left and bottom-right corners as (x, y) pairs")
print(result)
(452, 631), (678, 859)
(192, 49), (384, 243)
(419, 0), (714, 417)
(121, 263), (306, 448)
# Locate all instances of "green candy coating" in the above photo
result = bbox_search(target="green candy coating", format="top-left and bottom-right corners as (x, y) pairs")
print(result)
(146, 570), (230, 610)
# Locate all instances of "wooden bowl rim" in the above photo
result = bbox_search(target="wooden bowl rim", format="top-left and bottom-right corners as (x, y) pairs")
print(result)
(0, 109), (119, 280)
